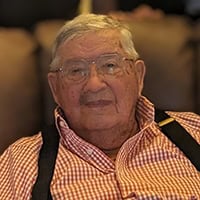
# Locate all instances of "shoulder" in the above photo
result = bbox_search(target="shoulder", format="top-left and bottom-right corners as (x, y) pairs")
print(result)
(9, 132), (42, 151)
(167, 111), (200, 143)
(0, 132), (43, 163)
(0, 133), (43, 199)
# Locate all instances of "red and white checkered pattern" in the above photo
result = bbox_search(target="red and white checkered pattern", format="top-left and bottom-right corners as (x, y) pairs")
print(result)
(0, 96), (200, 199)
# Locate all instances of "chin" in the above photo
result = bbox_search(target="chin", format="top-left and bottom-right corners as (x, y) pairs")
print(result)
(82, 118), (119, 131)
(84, 123), (114, 131)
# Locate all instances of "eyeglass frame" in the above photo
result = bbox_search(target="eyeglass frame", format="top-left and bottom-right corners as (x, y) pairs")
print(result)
(49, 53), (137, 83)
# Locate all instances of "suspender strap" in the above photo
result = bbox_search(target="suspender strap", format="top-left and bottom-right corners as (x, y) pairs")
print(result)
(31, 109), (200, 199)
(155, 108), (200, 171)
(31, 124), (59, 200)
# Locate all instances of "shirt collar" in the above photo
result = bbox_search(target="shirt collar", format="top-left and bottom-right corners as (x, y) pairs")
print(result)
(53, 96), (157, 170)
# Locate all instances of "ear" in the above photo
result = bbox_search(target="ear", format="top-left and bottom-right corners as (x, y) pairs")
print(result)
(134, 59), (146, 94)
(47, 72), (60, 105)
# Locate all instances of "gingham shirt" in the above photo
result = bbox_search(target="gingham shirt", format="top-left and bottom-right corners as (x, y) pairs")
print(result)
(0, 96), (200, 200)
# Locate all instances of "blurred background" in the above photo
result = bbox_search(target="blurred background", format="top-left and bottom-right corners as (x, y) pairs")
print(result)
(0, 0), (199, 153)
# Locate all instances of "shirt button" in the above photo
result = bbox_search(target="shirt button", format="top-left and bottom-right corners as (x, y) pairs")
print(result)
(86, 149), (93, 155)
(60, 121), (65, 127)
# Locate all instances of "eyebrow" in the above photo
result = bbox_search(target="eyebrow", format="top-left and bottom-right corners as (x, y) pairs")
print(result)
(62, 52), (121, 62)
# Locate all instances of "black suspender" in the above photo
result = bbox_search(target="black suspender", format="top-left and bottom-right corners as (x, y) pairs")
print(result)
(31, 109), (200, 199)
(155, 108), (200, 171)
(31, 125), (59, 200)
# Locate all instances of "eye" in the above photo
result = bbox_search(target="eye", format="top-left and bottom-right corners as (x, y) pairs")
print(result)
(104, 62), (117, 68)
(100, 59), (120, 74)
(68, 67), (87, 78)
(102, 57), (118, 68)
(70, 67), (83, 74)
(64, 61), (87, 78)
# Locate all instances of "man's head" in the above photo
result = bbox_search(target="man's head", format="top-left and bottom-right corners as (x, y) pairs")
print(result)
(48, 14), (145, 149)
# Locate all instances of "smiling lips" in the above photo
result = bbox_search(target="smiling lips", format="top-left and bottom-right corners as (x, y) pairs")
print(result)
(84, 99), (112, 107)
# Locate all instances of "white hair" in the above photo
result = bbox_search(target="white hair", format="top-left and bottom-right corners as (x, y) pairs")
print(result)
(50, 14), (139, 70)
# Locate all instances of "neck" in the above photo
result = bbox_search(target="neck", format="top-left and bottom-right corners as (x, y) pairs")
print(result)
(75, 119), (139, 160)
(102, 148), (121, 161)
(103, 122), (139, 160)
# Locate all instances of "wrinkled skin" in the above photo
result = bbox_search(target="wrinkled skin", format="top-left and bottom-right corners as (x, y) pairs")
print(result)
(48, 29), (145, 159)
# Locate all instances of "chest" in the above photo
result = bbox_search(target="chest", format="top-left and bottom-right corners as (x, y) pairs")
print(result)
(50, 143), (200, 200)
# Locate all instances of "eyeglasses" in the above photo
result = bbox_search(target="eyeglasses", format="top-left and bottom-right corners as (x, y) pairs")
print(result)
(50, 53), (134, 82)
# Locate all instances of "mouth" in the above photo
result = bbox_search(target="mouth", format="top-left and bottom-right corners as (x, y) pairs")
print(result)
(84, 100), (112, 108)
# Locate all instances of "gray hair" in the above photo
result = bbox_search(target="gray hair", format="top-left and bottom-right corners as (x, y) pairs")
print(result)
(50, 14), (139, 70)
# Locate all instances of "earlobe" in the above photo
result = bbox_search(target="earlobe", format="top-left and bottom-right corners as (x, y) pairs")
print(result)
(47, 73), (59, 104)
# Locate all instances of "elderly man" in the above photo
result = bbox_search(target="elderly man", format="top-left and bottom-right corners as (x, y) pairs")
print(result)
(0, 14), (200, 199)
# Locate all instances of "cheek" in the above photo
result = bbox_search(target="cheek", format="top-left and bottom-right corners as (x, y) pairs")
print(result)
(59, 85), (81, 110)
(115, 77), (139, 113)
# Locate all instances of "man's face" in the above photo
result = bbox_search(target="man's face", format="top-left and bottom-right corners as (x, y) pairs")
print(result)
(48, 30), (145, 133)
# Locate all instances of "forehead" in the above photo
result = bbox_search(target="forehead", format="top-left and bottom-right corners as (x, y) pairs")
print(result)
(57, 29), (125, 59)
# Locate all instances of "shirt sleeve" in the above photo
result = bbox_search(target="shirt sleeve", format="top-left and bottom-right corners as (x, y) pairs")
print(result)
(0, 133), (42, 199)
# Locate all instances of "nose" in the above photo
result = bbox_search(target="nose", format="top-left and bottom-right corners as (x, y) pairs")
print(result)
(83, 64), (107, 92)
